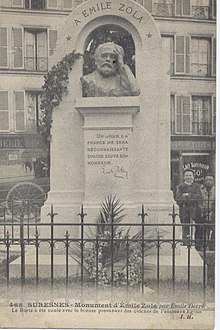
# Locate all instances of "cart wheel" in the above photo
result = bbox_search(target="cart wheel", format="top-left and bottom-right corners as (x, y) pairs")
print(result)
(6, 182), (46, 221)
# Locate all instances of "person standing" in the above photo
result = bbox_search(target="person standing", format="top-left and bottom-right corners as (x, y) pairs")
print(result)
(201, 175), (215, 251)
(175, 169), (202, 247)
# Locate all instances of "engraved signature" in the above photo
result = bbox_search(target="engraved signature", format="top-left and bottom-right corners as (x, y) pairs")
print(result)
(102, 165), (128, 180)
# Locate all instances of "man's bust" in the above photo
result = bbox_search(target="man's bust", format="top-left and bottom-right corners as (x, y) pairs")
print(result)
(81, 42), (140, 97)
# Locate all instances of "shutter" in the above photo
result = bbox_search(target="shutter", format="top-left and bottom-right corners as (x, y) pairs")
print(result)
(12, 27), (23, 68)
(212, 96), (216, 134)
(47, 0), (58, 9)
(0, 91), (9, 131)
(212, 37), (216, 76)
(176, 96), (191, 133)
(185, 36), (190, 74)
(14, 91), (25, 131)
(175, 36), (185, 74)
(212, 0), (216, 18)
(63, 0), (73, 9)
(0, 27), (8, 67)
(12, 0), (24, 7)
(182, 96), (191, 133)
(175, 36), (190, 74)
(176, 96), (182, 133)
(49, 30), (57, 56)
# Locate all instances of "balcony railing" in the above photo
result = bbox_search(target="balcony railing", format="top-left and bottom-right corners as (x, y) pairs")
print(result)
(191, 63), (211, 77)
(24, 57), (48, 72)
(171, 122), (213, 135)
(192, 5), (210, 19)
(153, 3), (212, 19)
(153, 3), (174, 17)
(192, 122), (212, 135)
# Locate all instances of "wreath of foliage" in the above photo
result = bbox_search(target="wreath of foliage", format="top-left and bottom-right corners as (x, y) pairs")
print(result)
(72, 196), (155, 287)
(38, 51), (82, 148)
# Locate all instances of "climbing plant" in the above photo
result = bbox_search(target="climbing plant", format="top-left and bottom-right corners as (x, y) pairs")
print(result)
(38, 51), (82, 148)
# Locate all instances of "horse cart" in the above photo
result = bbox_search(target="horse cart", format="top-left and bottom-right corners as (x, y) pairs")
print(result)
(0, 158), (50, 222)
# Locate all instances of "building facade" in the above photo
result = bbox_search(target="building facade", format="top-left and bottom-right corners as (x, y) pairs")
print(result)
(0, 0), (216, 192)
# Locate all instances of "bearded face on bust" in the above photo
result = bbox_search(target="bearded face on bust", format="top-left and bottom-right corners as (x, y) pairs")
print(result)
(95, 43), (122, 77)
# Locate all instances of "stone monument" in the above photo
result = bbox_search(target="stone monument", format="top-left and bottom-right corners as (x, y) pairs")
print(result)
(41, 0), (175, 227)
(30, 0), (203, 281)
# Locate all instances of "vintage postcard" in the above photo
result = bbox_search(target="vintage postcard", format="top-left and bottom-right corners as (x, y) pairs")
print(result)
(0, 0), (216, 329)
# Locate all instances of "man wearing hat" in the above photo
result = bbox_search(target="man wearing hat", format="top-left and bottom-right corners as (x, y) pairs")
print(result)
(175, 169), (202, 247)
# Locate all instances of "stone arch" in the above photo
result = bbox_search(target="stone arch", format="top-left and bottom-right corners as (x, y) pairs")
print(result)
(51, 0), (162, 76)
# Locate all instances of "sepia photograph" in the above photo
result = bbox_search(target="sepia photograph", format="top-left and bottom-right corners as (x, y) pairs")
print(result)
(0, 0), (216, 329)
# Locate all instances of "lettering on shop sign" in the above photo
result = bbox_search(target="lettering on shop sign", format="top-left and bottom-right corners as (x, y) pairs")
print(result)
(0, 138), (23, 149)
(73, 2), (144, 26)
(86, 133), (130, 180)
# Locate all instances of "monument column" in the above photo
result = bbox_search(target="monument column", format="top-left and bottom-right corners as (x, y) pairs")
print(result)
(75, 97), (139, 206)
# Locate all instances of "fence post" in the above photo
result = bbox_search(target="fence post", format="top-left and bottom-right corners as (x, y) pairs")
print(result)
(47, 205), (58, 285)
(110, 212), (114, 289)
(203, 224), (207, 305)
(35, 230), (39, 285)
(95, 235), (99, 290)
(6, 230), (10, 286)
(138, 205), (148, 297)
(125, 234), (129, 292)
(20, 205), (25, 285)
(78, 205), (87, 296)
(65, 230), (69, 287)
(169, 205), (179, 295)
(156, 230), (161, 301)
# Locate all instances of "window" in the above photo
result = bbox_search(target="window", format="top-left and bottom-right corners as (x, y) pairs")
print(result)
(173, 36), (213, 76)
(25, 0), (45, 9)
(24, 29), (47, 71)
(191, 37), (211, 76)
(0, 27), (8, 67)
(171, 95), (214, 135)
(175, 0), (191, 16)
(14, 91), (25, 131)
(26, 92), (42, 131)
(0, 91), (9, 131)
(192, 96), (211, 134)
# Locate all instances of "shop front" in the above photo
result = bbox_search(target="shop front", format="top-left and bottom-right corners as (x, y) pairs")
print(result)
(171, 137), (215, 196)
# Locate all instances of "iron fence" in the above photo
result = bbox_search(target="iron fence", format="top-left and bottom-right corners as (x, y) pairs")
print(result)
(0, 202), (215, 303)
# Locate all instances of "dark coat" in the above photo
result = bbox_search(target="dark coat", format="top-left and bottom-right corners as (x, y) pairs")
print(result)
(175, 182), (202, 223)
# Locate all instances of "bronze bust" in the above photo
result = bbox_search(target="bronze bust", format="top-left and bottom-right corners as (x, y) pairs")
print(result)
(81, 42), (140, 97)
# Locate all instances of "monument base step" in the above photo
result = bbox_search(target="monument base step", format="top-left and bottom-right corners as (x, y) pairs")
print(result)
(145, 246), (204, 283)
(9, 246), (204, 284)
